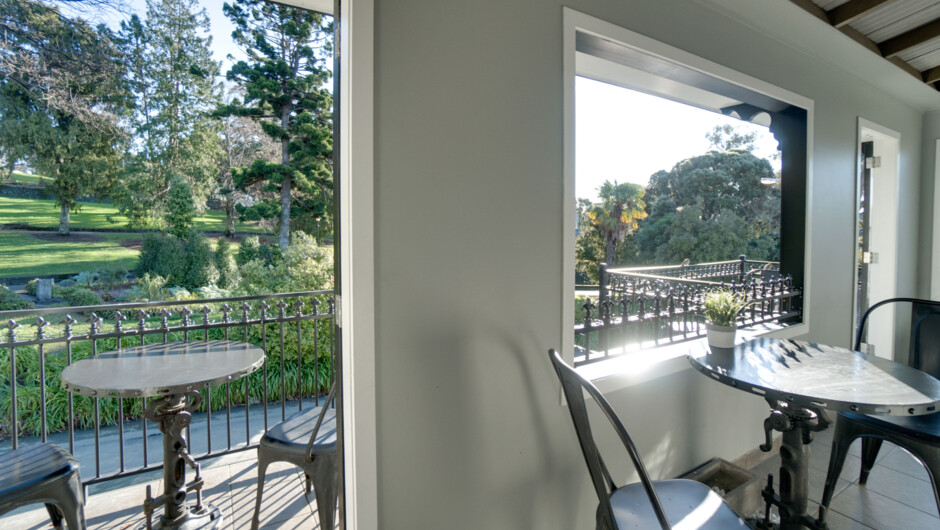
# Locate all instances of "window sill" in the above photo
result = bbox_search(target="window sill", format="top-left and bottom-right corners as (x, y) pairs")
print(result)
(577, 322), (807, 395)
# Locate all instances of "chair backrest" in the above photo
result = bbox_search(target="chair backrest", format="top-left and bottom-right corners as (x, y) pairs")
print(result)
(855, 298), (940, 378)
(306, 384), (338, 458)
(548, 349), (671, 530)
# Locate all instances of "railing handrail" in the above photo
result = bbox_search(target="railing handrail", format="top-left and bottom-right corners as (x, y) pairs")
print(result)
(0, 289), (333, 319)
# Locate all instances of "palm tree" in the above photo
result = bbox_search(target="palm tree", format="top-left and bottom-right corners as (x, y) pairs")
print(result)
(586, 180), (648, 266)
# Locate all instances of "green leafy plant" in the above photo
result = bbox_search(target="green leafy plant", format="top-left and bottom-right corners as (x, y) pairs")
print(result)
(702, 289), (749, 327)
(0, 285), (32, 311)
(136, 273), (167, 301)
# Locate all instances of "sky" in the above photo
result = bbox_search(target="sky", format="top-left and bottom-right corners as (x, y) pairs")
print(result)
(576, 76), (781, 202)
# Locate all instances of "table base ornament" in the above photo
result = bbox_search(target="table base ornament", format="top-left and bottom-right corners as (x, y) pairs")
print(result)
(757, 399), (832, 530)
(140, 392), (223, 530)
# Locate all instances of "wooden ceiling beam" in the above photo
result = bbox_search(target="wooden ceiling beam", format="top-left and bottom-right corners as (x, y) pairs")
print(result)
(828, 0), (896, 28)
(923, 65), (940, 84)
(880, 19), (940, 58)
(789, 0), (829, 23)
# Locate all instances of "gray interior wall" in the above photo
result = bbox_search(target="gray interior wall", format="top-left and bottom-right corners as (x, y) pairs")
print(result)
(920, 111), (940, 297)
(371, 0), (926, 527)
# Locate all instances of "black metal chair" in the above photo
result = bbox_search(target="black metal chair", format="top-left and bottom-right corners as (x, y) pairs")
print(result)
(548, 349), (747, 529)
(818, 298), (940, 523)
(0, 443), (85, 529)
(252, 385), (337, 530)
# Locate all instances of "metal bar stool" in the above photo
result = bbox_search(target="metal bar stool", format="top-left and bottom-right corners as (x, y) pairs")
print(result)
(0, 443), (85, 529)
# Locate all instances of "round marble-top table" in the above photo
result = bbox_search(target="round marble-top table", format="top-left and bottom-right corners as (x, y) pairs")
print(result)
(689, 338), (940, 529)
(61, 340), (265, 530)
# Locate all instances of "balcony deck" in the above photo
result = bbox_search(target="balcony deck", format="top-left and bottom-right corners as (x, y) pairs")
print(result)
(745, 425), (940, 529)
(1, 449), (336, 529)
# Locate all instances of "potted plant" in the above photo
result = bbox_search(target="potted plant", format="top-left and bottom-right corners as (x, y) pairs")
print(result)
(702, 289), (748, 349)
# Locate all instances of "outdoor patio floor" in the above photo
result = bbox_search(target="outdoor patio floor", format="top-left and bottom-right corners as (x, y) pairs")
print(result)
(2, 420), (939, 528)
(0, 450), (336, 529)
(743, 423), (940, 529)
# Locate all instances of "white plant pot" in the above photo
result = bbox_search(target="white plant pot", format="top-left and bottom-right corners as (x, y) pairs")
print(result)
(706, 323), (737, 349)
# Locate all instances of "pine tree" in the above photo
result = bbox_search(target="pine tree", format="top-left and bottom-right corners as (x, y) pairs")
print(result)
(115, 0), (222, 226)
(219, 0), (333, 249)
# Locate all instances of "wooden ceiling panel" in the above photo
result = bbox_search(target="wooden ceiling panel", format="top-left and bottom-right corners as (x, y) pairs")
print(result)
(793, 0), (940, 91)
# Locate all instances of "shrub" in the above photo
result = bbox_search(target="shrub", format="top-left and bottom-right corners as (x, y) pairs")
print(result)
(166, 177), (196, 238)
(136, 273), (167, 301)
(61, 287), (104, 308)
(24, 279), (38, 296)
(236, 236), (282, 267)
(153, 235), (186, 284)
(0, 285), (33, 311)
(182, 231), (217, 289)
(236, 232), (332, 295)
(214, 238), (238, 289)
(136, 232), (163, 276)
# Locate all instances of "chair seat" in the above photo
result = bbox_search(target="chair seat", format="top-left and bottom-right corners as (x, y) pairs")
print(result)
(610, 479), (747, 529)
(842, 411), (940, 441)
(260, 405), (337, 456)
(0, 444), (79, 503)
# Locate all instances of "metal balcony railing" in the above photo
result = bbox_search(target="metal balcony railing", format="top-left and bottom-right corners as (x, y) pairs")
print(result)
(0, 291), (335, 487)
(575, 257), (801, 366)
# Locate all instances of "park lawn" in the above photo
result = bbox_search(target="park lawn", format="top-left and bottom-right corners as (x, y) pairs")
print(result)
(0, 231), (140, 278)
(0, 196), (269, 233)
(4, 171), (53, 186)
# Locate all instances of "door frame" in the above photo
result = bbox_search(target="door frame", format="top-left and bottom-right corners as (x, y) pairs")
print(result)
(852, 118), (901, 358)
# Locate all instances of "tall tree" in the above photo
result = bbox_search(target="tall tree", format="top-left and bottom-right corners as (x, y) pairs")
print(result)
(220, 0), (333, 249)
(706, 124), (758, 152)
(0, 0), (126, 234)
(115, 0), (222, 227)
(635, 149), (779, 264)
(217, 89), (280, 236)
(586, 181), (648, 266)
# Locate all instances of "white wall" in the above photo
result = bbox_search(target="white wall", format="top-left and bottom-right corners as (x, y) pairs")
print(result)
(370, 0), (929, 527)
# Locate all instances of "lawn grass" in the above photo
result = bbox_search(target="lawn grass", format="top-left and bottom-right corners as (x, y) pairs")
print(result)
(0, 196), (269, 233)
(2, 171), (52, 186)
(0, 231), (139, 278)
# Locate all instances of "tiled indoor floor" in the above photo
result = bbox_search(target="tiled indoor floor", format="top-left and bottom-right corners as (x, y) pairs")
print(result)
(745, 426), (940, 529)
(1, 451), (336, 529)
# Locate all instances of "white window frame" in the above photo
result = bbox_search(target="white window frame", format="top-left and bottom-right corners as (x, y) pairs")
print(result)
(562, 8), (813, 391)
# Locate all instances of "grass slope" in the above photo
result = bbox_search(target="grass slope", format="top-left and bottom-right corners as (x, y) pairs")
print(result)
(3, 171), (53, 186)
(0, 232), (140, 277)
(0, 196), (268, 233)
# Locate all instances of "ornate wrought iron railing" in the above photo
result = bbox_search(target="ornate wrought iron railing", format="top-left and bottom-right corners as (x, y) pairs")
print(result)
(0, 291), (335, 486)
(575, 258), (801, 366)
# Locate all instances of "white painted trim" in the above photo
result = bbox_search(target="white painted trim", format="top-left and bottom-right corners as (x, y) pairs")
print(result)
(338, 0), (376, 527)
(562, 9), (812, 382)
(856, 118), (901, 359)
(934, 139), (940, 300)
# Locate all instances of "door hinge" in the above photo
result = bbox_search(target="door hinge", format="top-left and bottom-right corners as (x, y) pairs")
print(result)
(865, 156), (881, 169)
(862, 252), (878, 264)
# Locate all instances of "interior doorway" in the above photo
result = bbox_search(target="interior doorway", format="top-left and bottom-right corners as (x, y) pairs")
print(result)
(853, 119), (900, 359)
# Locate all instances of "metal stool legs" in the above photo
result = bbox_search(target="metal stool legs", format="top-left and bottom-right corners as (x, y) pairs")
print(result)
(307, 452), (338, 530)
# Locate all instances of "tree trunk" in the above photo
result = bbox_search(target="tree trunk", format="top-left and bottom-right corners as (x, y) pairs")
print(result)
(225, 195), (235, 237)
(59, 203), (70, 236)
(279, 106), (291, 250)
(605, 238), (615, 267)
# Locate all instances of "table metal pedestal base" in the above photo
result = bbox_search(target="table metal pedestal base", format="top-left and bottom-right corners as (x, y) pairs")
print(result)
(141, 392), (223, 530)
(758, 400), (831, 530)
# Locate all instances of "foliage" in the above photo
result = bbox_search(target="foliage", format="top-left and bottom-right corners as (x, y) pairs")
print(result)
(136, 273), (167, 301)
(236, 232), (332, 295)
(702, 289), (748, 327)
(166, 177), (197, 238)
(214, 238), (238, 289)
(0, 1), (127, 235)
(585, 181), (648, 267)
(0, 316), (335, 438)
(706, 124), (758, 152)
(114, 0), (223, 225)
(236, 236), (282, 267)
(59, 286), (104, 308)
(219, 0), (334, 249)
(0, 285), (32, 311)
(182, 231), (217, 290)
(634, 149), (779, 265)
